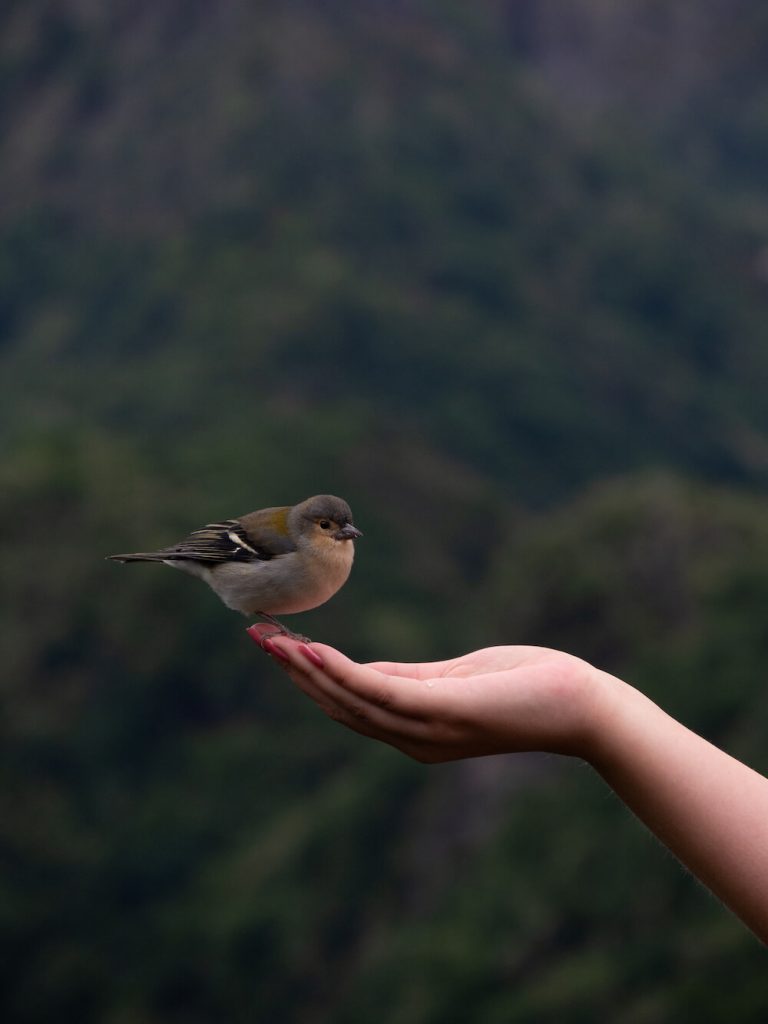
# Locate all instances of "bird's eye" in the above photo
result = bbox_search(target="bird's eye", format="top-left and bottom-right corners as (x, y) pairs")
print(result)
(319, 520), (331, 530)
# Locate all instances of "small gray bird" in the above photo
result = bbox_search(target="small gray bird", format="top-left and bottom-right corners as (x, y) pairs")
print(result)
(108, 494), (362, 639)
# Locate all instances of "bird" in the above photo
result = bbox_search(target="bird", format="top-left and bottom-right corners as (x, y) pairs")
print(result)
(107, 494), (362, 640)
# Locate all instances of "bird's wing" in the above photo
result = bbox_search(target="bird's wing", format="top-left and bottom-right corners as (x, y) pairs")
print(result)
(156, 511), (295, 564)
(235, 506), (297, 557)
(108, 508), (298, 565)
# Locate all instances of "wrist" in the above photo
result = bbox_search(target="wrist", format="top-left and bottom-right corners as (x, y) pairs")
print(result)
(573, 666), (650, 766)
(579, 667), (668, 774)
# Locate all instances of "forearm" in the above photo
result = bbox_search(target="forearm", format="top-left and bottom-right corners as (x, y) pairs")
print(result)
(254, 631), (768, 941)
(588, 673), (768, 943)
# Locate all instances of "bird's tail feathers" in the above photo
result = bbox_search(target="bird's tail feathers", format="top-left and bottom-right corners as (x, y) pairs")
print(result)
(107, 551), (172, 563)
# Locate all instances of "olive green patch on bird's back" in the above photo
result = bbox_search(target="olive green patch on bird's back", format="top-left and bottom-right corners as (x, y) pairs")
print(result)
(259, 507), (292, 534)
(236, 506), (298, 557)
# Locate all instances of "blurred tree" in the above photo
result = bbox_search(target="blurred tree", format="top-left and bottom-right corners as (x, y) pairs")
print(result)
(1, 1), (768, 1021)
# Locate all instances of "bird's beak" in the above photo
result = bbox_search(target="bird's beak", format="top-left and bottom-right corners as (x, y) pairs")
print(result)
(334, 524), (363, 541)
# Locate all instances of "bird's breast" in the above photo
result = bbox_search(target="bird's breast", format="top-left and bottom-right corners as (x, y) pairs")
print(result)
(205, 540), (355, 616)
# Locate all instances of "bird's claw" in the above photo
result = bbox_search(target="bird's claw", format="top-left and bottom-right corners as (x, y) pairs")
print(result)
(254, 613), (311, 644)
(258, 626), (312, 644)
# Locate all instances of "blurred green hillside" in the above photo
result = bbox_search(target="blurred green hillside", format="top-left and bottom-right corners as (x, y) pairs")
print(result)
(2, 2), (768, 1021)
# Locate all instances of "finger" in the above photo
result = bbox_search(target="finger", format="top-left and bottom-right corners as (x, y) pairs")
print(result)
(244, 625), (442, 693)
(246, 623), (296, 646)
(300, 643), (445, 720)
(278, 660), (390, 742)
(252, 635), (380, 734)
(285, 659), (430, 748)
(257, 640), (462, 762)
(269, 640), (435, 740)
(246, 626), (454, 701)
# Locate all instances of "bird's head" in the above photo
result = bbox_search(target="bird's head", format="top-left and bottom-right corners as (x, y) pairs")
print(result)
(292, 494), (363, 545)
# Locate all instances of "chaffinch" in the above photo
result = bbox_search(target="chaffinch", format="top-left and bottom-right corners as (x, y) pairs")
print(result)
(108, 494), (362, 639)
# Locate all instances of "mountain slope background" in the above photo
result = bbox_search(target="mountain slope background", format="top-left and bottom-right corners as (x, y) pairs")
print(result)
(2, 2), (768, 1021)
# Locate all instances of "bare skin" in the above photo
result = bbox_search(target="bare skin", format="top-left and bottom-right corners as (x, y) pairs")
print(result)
(247, 626), (768, 945)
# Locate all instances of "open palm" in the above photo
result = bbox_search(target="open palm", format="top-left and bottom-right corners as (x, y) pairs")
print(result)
(249, 627), (603, 763)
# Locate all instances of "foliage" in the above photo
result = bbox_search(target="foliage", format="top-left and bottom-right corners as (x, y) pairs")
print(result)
(2, 2), (768, 1021)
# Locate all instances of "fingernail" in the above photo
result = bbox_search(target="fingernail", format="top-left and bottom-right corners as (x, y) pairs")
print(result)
(246, 626), (265, 647)
(262, 638), (290, 662)
(298, 644), (324, 668)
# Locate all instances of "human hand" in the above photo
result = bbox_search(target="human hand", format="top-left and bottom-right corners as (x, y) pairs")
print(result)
(247, 627), (613, 764)
(247, 629), (768, 940)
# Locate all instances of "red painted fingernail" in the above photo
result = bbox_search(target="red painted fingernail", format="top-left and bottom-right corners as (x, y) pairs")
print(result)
(298, 644), (324, 668)
(262, 638), (290, 662)
(246, 626), (265, 647)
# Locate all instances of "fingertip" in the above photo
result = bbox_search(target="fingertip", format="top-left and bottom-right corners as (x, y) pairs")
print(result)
(246, 624), (267, 648)
(262, 638), (291, 662)
(298, 644), (324, 668)
(303, 642), (354, 674)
